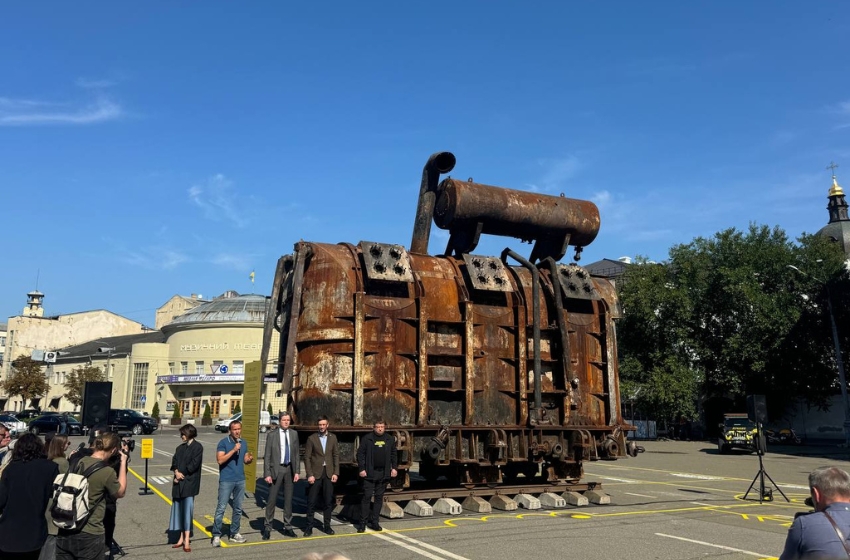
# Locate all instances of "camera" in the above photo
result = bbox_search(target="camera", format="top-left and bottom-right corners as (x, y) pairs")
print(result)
(122, 437), (135, 453)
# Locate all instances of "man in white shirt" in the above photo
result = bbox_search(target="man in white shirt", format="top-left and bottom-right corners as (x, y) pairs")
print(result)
(262, 412), (300, 539)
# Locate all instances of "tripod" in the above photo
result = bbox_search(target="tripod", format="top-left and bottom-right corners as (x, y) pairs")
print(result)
(743, 423), (789, 503)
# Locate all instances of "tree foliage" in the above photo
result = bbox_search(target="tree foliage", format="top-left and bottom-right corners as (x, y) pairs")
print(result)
(63, 365), (105, 408)
(233, 402), (241, 414)
(151, 401), (160, 419)
(618, 224), (849, 426)
(203, 403), (212, 420)
(1, 355), (50, 407)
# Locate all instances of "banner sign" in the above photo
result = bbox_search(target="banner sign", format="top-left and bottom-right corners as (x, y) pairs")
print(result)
(156, 374), (245, 384)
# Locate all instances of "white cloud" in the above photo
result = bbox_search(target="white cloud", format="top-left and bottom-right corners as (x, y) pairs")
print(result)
(188, 174), (251, 228)
(0, 96), (122, 126)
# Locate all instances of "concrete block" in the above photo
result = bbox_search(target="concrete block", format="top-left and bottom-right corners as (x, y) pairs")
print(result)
(380, 501), (405, 519)
(539, 492), (566, 508)
(489, 494), (518, 511)
(404, 500), (434, 517)
(562, 491), (589, 507)
(462, 496), (492, 513)
(433, 498), (462, 515)
(515, 494), (541, 509)
(585, 490), (611, 505)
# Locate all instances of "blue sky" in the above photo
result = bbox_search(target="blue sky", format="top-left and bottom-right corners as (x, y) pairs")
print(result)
(1, 2), (849, 325)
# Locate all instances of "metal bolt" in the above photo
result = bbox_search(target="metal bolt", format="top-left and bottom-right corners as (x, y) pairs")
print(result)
(374, 263), (386, 273)
(478, 275), (488, 284)
(370, 245), (383, 258)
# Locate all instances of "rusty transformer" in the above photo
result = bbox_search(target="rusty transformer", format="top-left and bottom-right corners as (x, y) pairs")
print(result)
(262, 152), (639, 496)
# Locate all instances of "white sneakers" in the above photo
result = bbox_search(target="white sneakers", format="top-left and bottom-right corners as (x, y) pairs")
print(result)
(212, 533), (246, 546)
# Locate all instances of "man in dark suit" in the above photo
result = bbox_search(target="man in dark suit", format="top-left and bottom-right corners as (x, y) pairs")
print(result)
(303, 415), (340, 536)
(263, 411), (300, 539)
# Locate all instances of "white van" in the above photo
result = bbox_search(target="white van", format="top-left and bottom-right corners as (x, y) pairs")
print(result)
(214, 411), (273, 432)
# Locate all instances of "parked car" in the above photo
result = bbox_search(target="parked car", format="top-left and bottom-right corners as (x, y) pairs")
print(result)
(27, 414), (84, 436)
(14, 409), (43, 421)
(0, 414), (27, 436)
(215, 412), (275, 432)
(106, 409), (158, 435)
(215, 412), (242, 432)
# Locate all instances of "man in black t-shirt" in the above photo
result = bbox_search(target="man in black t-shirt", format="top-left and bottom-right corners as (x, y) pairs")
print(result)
(355, 420), (397, 533)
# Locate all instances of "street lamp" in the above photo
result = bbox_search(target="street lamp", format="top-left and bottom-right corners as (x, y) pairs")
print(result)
(97, 346), (115, 381)
(788, 264), (850, 446)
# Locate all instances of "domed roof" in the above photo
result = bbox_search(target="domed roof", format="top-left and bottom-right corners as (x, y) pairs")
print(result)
(168, 292), (267, 327)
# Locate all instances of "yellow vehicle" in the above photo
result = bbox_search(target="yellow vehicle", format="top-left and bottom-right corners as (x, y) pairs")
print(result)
(718, 413), (758, 453)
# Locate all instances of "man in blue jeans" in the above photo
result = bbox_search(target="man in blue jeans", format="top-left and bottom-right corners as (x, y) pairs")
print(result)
(212, 420), (254, 546)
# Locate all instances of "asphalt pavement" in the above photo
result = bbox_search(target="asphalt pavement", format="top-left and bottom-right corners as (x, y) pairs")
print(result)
(75, 425), (850, 560)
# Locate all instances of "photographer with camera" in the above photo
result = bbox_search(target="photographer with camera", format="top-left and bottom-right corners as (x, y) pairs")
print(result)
(780, 466), (850, 560)
(56, 432), (128, 560)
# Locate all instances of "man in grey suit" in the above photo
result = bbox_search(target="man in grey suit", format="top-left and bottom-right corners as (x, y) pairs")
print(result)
(262, 411), (301, 539)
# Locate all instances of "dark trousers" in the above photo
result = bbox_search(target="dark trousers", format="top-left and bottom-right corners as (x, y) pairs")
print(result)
(306, 467), (335, 527)
(57, 531), (105, 560)
(104, 502), (116, 547)
(360, 473), (387, 524)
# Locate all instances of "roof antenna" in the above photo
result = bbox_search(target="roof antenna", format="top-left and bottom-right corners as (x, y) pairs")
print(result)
(35, 268), (40, 291)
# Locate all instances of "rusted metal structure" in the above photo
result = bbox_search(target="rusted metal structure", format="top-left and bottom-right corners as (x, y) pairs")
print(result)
(262, 151), (638, 492)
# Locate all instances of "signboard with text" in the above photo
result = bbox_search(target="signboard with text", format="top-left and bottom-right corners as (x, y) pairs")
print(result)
(241, 360), (263, 493)
(156, 374), (245, 384)
(140, 439), (154, 460)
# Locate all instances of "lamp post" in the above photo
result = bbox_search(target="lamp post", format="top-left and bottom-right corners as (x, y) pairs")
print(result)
(788, 265), (850, 445)
(97, 346), (115, 382)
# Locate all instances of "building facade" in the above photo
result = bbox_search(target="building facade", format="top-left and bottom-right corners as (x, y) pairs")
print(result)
(155, 293), (207, 330)
(38, 292), (284, 420)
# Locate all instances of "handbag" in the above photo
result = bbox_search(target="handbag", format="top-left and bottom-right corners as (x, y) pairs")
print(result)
(823, 510), (850, 559)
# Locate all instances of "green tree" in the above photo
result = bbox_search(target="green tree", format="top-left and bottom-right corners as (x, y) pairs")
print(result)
(1, 355), (49, 409)
(203, 403), (212, 421)
(172, 403), (182, 419)
(618, 225), (848, 427)
(151, 401), (160, 419)
(63, 364), (105, 408)
(233, 402), (241, 414)
(267, 403), (274, 416)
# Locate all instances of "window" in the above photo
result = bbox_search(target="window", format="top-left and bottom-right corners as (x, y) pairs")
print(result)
(211, 391), (221, 397)
(195, 361), (204, 374)
(0, 336), (5, 346)
(178, 391), (186, 398)
(168, 362), (175, 374)
(181, 362), (188, 374)
(192, 391), (202, 398)
(231, 390), (242, 396)
(131, 363), (149, 409)
(232, 360), (244, 374)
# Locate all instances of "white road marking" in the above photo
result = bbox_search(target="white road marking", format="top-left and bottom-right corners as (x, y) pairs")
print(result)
(584, 473), (638, 483)
(369, 532), (448, 560)
(670, 473), (725, 480)
(690, 501), (715, 507)
(383, 530), (472, 560)
(624, 492), (657, 499)
(655, 533), (772, 557)
(780, 484), (809, 490)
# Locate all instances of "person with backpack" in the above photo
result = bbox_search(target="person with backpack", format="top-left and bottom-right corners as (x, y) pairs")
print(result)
(55, 432), (128, 560)
(168, 424), (203, 552)
(0, 433), (60, 560)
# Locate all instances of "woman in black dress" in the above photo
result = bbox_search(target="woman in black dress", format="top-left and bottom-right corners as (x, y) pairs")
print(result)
(168, 424), (203, 552)
(0, 433), (60, 560)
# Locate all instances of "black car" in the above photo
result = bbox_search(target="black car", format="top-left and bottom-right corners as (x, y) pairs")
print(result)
(28, 414), (84, 436)
(14, 409), (43, 421)
(107, 409), (157, 435)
